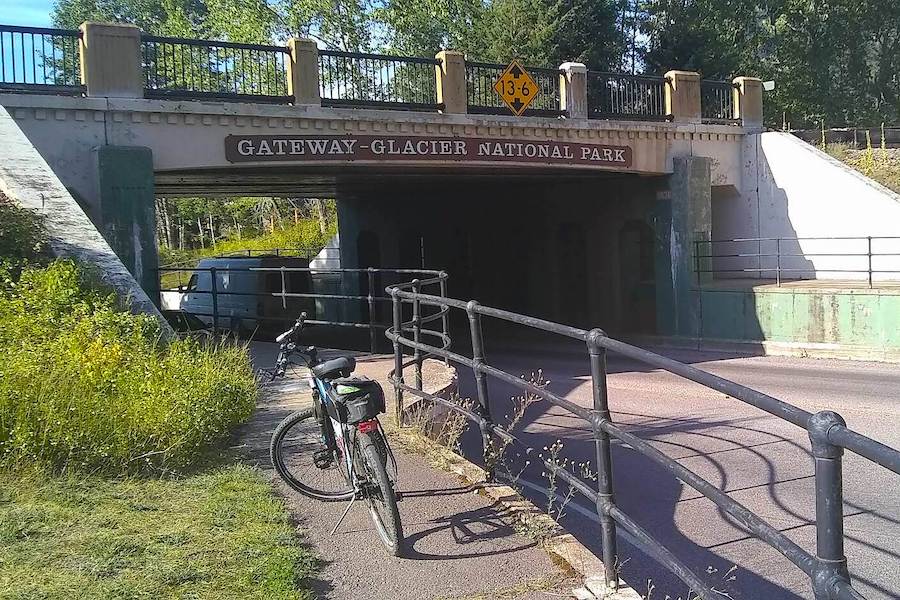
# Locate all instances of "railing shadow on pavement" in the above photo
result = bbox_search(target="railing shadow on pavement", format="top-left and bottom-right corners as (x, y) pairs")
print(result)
(385, 277), (900, 600)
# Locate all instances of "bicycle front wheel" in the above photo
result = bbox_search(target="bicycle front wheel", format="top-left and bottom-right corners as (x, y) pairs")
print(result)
(356, 430), (404, 556)
(270, 408), (354, 501)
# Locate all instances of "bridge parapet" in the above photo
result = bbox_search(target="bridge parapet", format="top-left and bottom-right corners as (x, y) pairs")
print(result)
(0, 22), (762, 130)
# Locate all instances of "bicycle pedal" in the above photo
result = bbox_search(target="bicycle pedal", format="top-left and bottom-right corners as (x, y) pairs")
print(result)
(312, 449), (333, 469)
(395, 491), (404, 502)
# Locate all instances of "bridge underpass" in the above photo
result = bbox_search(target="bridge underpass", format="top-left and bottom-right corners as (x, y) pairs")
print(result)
(155, 164), (670, 334)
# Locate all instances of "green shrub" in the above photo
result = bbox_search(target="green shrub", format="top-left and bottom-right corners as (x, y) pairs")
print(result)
(0, 260), (257, 473)
(0, 192), (46, 274)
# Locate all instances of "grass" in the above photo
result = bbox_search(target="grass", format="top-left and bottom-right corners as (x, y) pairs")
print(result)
(825, 144), (900, 195)
(0, 464), (318, 600)
(0, 194), (318, 599)
(0, 261), (258, 474)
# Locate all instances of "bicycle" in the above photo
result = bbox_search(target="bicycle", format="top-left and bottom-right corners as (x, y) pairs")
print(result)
(267, 313), (404, 556)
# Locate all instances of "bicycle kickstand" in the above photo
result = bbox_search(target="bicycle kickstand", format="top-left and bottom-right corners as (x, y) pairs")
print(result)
(330, 491), (357, 536)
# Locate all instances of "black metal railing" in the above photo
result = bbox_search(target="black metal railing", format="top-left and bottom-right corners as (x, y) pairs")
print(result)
(0, 25), (82, 93)
(141, 35), (290, 103)
(465, 61), (563, 117)
(695, 237), (900, 287)
(318, 50), (442, 111)
(700, 79), (738, 124)
(587, 72), (669, 121)
(157, 262), (447, 354)
(386, 282), (900, 600)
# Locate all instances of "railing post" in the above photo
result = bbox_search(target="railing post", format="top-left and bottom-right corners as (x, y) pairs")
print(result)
(732, 76), (764, 131)
(776, 237), (782, 286)
(559, 62), (588, 119)
(279, 265), (287, 309)
(367, 267), (377, 354)
(466, 300), (494, 477)
(808, 411), (851, 600)
(391, 288), (404, 426)
(587, 329), (618, 591)
(439, 272), (450, 366)
(435, 50), (466, 114)
(79, 22), (143, 98)
(664, 70), (701, 124)
(209, 267), (219, 332)
(867, 236), (873, 288)
(411, 279), (423, 390)
(286, 37), (320, 106)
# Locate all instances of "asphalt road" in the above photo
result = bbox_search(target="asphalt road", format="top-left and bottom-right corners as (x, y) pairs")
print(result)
(453, 342), (900, 600)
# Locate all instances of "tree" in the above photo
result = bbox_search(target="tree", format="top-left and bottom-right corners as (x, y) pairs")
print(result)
(546, 0), (622, 70)
(377, 0), (489, 57)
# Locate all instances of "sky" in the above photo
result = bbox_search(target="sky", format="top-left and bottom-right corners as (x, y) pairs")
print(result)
(4, 0), (54, 27)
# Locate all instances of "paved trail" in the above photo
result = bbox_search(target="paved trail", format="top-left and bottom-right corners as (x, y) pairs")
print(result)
(454, 344), (900, 600)
(239, 344), (574, 600)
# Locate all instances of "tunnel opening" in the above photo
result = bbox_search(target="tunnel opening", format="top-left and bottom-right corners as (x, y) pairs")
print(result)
(151, 165), (667, 343)
(334, 171), (663, 336)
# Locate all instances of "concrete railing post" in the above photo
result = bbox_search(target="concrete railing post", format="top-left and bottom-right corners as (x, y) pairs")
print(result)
(733, 76), (763, 131)
(287, 38), (320, 106)
(664, 70), (701, 124)
(435, 50), (466, 114)
(559, 62), (588, 119)
(79, 22), (143, 98)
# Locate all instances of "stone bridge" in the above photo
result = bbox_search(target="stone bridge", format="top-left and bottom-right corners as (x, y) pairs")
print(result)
(0, 21), (765, 336)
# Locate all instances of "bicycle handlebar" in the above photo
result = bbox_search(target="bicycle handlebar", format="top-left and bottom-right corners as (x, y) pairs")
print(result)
(276, 311), (308, 344)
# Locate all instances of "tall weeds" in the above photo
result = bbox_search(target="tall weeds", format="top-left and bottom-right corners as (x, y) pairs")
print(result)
(0, 199), (257, 474)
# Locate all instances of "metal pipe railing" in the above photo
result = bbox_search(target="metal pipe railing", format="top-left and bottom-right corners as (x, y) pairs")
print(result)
(385, 284), (900, 600)
(695, 236), (900, 287)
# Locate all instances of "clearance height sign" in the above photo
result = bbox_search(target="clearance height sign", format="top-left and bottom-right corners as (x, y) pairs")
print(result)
(225, 135), (632, 169)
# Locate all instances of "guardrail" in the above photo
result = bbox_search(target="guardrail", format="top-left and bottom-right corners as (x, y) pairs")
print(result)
(695, 236), (900, 287)
(0, 25), (82, 94)
(587, 72), (669, 121)
(700, 79), (738, 124)
(141, 35), (291, 102)
(465, 61), (564, 117)
(319, 50), (442, 111)
(385, 281), (900, 600)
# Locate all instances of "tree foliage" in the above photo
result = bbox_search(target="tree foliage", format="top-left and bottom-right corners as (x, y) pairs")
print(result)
(53, 0), (900, 127)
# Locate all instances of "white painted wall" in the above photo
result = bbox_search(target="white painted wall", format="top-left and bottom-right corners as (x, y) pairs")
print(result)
(712, 131), (900, 281)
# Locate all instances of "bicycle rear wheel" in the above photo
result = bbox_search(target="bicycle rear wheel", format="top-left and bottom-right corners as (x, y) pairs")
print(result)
(271, 408), (353, 501)
(356, 430), (403, 556)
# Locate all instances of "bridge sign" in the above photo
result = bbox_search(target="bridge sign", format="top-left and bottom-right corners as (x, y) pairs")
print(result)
(493, 60), (539, 116)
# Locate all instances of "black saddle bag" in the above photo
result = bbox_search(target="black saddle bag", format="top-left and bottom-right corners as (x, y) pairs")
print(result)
(325, 377), (386, 425)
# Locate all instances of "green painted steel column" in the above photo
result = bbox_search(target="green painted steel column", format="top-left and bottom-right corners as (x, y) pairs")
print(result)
(93, 145), (159, 305)
(654, 156), (712, 337)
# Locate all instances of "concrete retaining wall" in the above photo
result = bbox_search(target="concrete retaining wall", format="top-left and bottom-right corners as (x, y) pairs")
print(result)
(696, 285), (900, 361)
(715, 131), (900, 281)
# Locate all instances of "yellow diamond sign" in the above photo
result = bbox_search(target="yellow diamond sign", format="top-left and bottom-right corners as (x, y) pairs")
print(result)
(493, 60), (539, 116)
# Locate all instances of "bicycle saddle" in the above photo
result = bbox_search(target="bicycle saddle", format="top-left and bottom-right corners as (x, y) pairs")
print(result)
(312, 356), (356, 380)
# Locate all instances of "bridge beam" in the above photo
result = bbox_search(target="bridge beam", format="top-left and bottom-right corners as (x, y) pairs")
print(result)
(655, 156), (712, 337)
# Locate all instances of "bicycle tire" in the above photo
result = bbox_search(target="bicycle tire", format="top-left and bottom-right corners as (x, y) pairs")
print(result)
(356, 430), (404, 556)
(270, 408), (354, 501)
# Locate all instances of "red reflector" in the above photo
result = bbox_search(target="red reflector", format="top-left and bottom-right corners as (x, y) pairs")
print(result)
(357, 420), (378, 434)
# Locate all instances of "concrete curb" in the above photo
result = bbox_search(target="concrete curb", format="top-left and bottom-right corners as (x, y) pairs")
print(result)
(398, 363), (642, 600)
